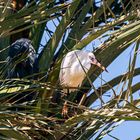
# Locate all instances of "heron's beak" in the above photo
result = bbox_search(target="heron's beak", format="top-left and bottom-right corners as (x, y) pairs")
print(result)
(91, 59), (108, 72)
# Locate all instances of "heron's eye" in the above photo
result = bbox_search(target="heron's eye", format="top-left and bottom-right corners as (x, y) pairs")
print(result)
(89, 56), (94, 61)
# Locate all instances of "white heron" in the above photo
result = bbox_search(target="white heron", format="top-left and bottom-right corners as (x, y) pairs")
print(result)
(59, 50), (107, 116)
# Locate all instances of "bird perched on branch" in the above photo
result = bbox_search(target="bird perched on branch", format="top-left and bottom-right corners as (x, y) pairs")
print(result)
(7, 38), (39, 79)
(5, 38), (39, 103)
(59, 50), (107, 116)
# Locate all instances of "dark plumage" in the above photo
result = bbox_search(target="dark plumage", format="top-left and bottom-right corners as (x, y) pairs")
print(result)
(4, 38), (39, 104)
(7, 38), (39, 79)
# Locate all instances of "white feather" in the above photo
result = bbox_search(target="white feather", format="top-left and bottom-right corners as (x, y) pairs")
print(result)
(59, 50), (95, 92)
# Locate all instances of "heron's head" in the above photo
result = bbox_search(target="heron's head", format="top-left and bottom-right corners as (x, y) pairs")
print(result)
(88, 52), (108, 72)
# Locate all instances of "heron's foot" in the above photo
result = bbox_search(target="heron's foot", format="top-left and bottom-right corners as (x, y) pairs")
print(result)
(62, 101), (69, 118)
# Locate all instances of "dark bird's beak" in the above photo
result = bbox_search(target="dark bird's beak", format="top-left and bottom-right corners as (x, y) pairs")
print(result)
(91, 58), (108, 72)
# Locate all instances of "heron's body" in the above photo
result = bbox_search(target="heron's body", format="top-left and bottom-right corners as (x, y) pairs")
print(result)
(59, 50), (91, 91)
(59, 50), (107, 92)
(60, 50), (96, 91)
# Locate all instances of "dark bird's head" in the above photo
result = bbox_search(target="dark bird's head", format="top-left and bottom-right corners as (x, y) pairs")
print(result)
(7, 38), (39, 79)
(9, 39), (30, 60)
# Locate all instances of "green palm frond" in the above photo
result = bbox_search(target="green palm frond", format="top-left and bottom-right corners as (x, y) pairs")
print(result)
(0, 0), (140, 139)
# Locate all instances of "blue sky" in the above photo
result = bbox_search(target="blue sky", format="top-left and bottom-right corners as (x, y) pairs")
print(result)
(102, 121), (140, 140)
(101, 47), (140, 140)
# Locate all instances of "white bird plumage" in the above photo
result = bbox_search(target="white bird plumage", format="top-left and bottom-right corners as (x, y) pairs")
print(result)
(59, 50), (106, 92)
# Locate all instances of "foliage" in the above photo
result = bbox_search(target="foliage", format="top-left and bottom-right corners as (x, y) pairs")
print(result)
(0, 0), (140, 139)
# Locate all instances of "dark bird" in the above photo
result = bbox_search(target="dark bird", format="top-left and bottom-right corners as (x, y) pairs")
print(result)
(3, 38), (39, 104)
(7, 38), (39, 79)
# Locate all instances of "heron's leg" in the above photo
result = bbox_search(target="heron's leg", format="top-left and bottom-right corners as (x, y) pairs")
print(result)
(62, 100), (68, 117)
(61, 89), (69, 118)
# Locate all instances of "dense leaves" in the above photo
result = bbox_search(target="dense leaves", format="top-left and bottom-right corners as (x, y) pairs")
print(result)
(0, 0), (140, 140)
